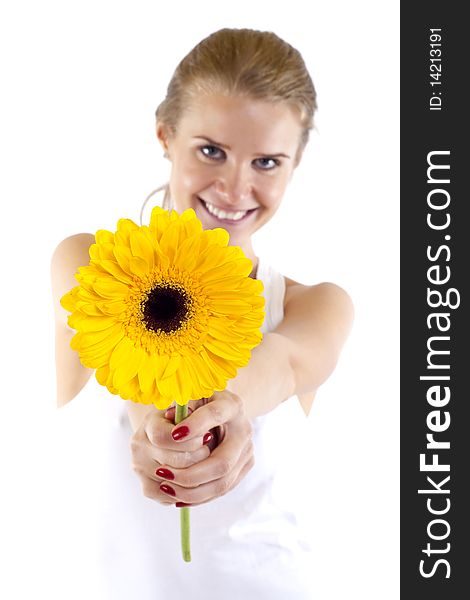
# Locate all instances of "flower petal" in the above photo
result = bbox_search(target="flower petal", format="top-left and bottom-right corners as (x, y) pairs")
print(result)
(137, 352), (158, 394)
(161, 354), (181, 379)
(97, 300), (128, 316)
(159, 221), (181, 262)
(95, 229), (115, 245)
(204, 338), (249, 361)
(119, 375), (141, 400)
(113, 246), (133, 274)
(99, 260), (135, 285)
(78, 315), (121, 333)
(93, 278), (130, 299)
(109, 336), (137, 370)
(174, 359), (192, 403)
(115, 219), (139, 246)
(130, 229), (154, 270)
(113, 345), (145, 388)
(149, 207), (170, 241)
(129, 256), (149, 279)
(156, 375), (179, 402)
(200, 347), (237, 380)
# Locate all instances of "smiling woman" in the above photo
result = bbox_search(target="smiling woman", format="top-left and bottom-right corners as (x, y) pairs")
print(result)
(157, 94), (302, 255)
(51, 27), (353, 599)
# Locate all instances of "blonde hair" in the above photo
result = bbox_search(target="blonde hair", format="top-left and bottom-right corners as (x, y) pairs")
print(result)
(146, 28), (317, 215)
(157, 28), (316, 148)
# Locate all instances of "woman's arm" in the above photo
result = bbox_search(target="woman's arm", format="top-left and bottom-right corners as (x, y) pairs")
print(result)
(128, 281), (353, 506)
(129, 281), (353, 432)
(51, 233), (95, 407)
(227, 281), (354, 419)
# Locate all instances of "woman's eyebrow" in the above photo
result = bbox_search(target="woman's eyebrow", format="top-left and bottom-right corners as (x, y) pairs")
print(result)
(193, 136), (291, 159)
(194, 136), (231, 149)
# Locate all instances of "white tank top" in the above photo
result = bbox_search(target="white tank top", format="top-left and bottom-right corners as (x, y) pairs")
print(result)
(55, 257), (314, 599)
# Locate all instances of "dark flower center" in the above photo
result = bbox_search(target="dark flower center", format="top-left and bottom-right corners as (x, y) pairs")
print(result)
(142, 285), (190, 334)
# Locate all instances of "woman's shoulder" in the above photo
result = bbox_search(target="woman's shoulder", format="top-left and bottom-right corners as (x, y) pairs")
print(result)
(281, 276), (354, 346)
(51, 234), (95, 407)
(51, 233), (94, 280)
(283, 276), (353, 315)
(51, 233), (94, 320)
(52, 232), (94, 263)
(278, 276), (353, 416)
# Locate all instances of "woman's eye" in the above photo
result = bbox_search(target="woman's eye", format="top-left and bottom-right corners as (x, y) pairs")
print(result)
(254, 157), (280, 170)
(200, 145), (225, 160)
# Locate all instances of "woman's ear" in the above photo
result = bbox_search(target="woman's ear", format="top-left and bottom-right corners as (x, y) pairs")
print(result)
(156, 122), (171, 159)
(293, 146), (304, 170)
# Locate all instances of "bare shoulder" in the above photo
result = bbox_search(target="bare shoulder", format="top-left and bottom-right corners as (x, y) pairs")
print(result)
(284, 276), (354, 326)
(51, 233), (94, 277)
(51, 233), (95, 407)
(51, 233), (94, 321)
(277, 277), (353, 415)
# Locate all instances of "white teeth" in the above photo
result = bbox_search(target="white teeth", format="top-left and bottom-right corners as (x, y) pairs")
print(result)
(203, 200), (248, 221)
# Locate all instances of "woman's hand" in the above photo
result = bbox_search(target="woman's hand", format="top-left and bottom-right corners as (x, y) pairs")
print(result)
(130, 391), (254, 506)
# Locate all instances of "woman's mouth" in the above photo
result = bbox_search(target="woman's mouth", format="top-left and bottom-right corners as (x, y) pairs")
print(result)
(198, 197), (257, 223)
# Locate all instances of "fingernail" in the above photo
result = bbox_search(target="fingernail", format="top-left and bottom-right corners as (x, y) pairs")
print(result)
(160, 483), (176, 497)
(176, 502), (192, 508)
(203, 432), (213, 445)
(156, 468), (175, 481)
(172, 425), (190, 441)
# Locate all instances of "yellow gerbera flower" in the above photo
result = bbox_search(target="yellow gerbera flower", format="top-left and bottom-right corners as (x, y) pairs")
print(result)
(61, 207), (265, 409)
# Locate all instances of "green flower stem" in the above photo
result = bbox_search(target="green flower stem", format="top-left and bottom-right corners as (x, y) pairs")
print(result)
(175, 403), (191, 562)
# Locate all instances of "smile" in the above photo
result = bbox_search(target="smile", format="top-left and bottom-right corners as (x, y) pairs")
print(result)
(198, 198), (257, 222)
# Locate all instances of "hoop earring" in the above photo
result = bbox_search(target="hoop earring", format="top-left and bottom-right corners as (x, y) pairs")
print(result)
(139, 184), (171, 225)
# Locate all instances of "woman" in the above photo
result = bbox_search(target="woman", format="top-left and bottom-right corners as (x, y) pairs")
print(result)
(52, 28), (353, 599)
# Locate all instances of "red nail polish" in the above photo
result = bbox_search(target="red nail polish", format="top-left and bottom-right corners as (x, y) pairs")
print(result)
(172, 425), (190, 441)
(160, 483), (176, 497)
(156, 467), (175, 481)
(203, 432), (213, 445)
(176, 502), (192, 508)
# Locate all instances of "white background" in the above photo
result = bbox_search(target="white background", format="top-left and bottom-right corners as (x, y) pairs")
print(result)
(0, 1), (399, 598)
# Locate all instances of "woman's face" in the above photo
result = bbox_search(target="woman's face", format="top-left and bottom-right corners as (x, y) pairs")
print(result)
(159, 94), (303, 255)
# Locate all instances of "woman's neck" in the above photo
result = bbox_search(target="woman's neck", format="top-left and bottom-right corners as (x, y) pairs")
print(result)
(237, 240), (258, 278)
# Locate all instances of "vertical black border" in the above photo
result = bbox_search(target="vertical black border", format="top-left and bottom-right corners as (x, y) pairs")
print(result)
(401, 3), (469, 597)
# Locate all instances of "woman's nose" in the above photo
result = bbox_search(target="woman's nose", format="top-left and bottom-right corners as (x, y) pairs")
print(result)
(215, 166), (252, 204)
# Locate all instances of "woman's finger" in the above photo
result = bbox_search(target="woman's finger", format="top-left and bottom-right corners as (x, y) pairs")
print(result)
(169, 391), (245, 443)
(156, 414), (253, 501)
(169, 419), (251, 488)
(159, 442), (255, 505)
(131, 428), (211, 474)
(153, 444), (211, 471)
(143, 410), (211, 452)
(137, 474), (177, 505)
